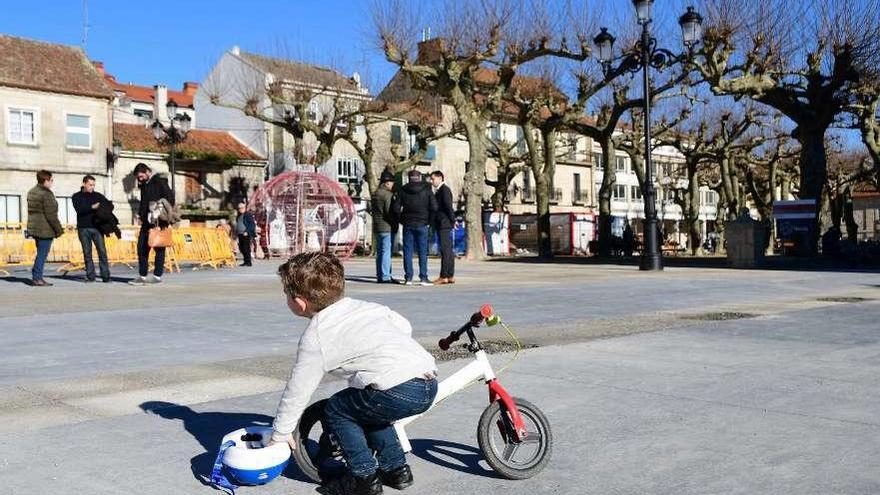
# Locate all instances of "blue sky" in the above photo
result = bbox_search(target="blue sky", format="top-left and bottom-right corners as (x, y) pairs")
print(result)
(0, 0), (394, 91)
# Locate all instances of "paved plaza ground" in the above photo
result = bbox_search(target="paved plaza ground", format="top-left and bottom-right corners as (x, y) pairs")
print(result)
(0, 258), (879, 494)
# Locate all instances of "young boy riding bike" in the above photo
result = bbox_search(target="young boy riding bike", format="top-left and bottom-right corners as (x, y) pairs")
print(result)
(269, 252), (438, 495)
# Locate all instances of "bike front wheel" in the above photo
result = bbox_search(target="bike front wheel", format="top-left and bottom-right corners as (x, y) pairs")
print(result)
(477, 397), (553, 480)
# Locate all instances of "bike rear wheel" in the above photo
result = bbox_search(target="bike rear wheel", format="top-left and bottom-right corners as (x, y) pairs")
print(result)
(477, 397), (552, 479)
(292, 399), (347, 483)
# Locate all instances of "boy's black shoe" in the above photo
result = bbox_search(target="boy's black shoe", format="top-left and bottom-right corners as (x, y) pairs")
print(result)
(379, 465), (413, 490)
(322, 472), (383, 495)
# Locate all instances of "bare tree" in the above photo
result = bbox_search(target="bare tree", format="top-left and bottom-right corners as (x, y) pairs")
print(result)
(374, 0), (592, 259)
(691, 0), (880, 251)
(485, 130), (528, 211)
(201, 49), (374, 172)
(850, 83), (880, 187)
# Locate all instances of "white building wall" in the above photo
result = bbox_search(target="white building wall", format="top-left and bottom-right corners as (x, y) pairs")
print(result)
(195, 51), (269, 160)
(0, 86), (112, 224)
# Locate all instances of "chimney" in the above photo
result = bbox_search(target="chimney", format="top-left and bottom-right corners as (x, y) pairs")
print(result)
(183, 82), (199, 96)
(416, 38), (445, 64)
(92, 61), (105, 76)
(154, 84), (168, 121)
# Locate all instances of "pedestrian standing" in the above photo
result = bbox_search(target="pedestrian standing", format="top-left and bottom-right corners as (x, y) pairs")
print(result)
(235, 202), (256, 266)
(372, 169), (398, 283)
(26, 170), (64, 287)
(622, 221), (634, 258)
(129, 163), (174, 285)
(72, 175), (112, 282)
(392, 170), (437, 286)
(430, 171), (455, 285)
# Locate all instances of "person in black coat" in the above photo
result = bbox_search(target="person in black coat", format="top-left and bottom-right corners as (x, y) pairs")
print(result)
(129, 163), (174, 285)
(234, 202), (257, 266)
(72, 175), (113, 282)
(430, 170), (455, 284)
(392, 170), (437, 285)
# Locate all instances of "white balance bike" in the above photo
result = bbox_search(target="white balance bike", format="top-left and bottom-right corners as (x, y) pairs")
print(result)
(293, 305), (553, 481)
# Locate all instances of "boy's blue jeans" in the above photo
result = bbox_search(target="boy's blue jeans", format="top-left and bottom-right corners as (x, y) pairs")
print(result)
(402, 225), (429, 282)
(325, 377), (438, 478)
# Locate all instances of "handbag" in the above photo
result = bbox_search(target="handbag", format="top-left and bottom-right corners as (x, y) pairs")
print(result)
(148, 226), (173, 248)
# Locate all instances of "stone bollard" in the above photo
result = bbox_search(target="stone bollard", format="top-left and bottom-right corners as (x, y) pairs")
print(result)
(726, 210), (766, 268)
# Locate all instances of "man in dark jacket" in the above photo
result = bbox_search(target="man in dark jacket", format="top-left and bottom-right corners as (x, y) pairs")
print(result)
(72, 175), (112, 282)
(129, 163), (174, 285)
(372, 169), (398, 283)
(392, 170), (437, 285)
(235, 202), (257, 266)
(26, 170), (64, 286)
(430, 170), (455, 284)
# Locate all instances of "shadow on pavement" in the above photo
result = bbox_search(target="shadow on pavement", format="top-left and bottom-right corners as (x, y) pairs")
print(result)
(139, 401), (313, 486)
(409, 438), (502, 479)
(0, 276), (33, 285)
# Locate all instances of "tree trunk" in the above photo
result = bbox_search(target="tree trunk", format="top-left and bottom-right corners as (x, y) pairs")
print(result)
(462, 121), (487, 260)
(796, 128), (829, 255)
(536, 127), (557, 258)
(597, 136), (616, 257)
(686, 161), (702, 256)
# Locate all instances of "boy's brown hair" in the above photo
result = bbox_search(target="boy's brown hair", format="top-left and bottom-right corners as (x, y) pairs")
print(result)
(278, 252), (345, 311)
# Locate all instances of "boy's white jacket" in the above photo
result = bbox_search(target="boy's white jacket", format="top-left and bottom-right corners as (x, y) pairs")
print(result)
(271, 297), (437, 442)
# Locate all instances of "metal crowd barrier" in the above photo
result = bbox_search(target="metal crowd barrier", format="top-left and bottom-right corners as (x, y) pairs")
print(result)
(0, 223), (236, 276)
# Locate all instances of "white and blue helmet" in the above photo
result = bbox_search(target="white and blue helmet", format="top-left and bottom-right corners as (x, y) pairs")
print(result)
(219, 427), (290, 486)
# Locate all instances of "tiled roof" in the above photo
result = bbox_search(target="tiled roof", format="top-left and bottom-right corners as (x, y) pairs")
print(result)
(238, 51), (362, 92)
(114, 123), (264, 161)
(106, 78), (195, 108)
(0, 35), (113, 99)
(377, 65), (565, 122)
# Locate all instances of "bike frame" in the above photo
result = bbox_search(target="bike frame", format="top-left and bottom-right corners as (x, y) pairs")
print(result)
(392, 349), (527, 453)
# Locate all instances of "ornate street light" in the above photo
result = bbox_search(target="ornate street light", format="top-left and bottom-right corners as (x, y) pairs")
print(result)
(594, 4), (703, 271)
(151, 101), (192, 198)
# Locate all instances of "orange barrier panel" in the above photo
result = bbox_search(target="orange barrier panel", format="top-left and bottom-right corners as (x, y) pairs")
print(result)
(0, 224), (236, 275)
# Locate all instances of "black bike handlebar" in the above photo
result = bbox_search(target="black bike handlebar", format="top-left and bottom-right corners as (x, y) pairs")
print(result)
(438, 304), (494, 350)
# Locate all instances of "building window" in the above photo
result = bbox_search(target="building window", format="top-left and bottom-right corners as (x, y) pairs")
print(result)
(631, 185), (643, 200)
(516, 126), (526, 154)
(593, 152), (603, 170)
(615, 156), (627, 172)
(390, 125), (402, 144)
(56, 197), (77, 225)
(489, 122), (501, 141)
(337, 157), (360, 184)
(0, 194), (22, 223)
(612, 184), (627, 201)
(422, 144), (437, 161)
(704, 190), (717, 206)
(564, 136), (575, 161)
(573, 173), (583, 203)
(523, 170), (532, 197)
(65, 114), (91, 149)
(7, 108), (37, 145)
(308, 101), (320, 123)
(133, 109), (154, 119)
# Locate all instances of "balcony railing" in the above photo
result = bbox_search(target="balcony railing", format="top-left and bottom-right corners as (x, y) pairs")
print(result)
(522, 188), (535, 203)
(572, 189), (587, 204)
(549, 188), (563, 203)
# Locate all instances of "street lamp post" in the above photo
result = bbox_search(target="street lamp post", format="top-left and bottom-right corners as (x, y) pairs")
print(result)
(151, 101), (192, 199)
(593, 1), (702, 271)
